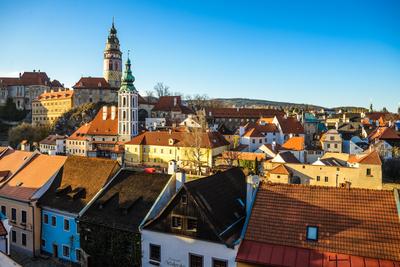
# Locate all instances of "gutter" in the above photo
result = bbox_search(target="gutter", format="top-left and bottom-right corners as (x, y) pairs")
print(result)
(233, 185), (259, 246)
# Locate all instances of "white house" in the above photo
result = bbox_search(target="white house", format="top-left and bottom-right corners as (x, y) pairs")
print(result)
(342, 136), (368, 155)
(39, 134), (68, 155)
(140, 168), (259, 267)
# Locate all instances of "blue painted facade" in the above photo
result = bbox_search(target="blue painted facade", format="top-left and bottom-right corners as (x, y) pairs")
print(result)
(41, 208), (80, 263)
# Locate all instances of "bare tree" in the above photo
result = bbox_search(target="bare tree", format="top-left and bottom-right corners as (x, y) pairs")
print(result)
(183, 127), (208, 175)
(222, 150), (241, 167)
(145, 90), (154, 97)
(153, 82), (170, 97)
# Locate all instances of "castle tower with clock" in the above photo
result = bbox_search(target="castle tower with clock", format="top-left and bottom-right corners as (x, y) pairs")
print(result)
(103, 19), (122, 88)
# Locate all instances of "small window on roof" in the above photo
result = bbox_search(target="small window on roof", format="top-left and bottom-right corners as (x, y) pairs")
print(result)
(306, 226), (318, 241)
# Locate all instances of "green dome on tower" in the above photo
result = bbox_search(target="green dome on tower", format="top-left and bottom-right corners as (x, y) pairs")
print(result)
(119, 52), (136, 92)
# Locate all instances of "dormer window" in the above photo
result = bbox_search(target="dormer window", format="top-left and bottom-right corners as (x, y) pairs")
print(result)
(306, 226), (318, 241)
(168, 138), (174, 145)
(187, 218), (197, 232)
(181, 194), (187, 204)
(171, 215), (182, 229)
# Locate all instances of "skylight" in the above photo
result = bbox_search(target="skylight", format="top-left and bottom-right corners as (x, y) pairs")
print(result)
(306, 226), (318, 241)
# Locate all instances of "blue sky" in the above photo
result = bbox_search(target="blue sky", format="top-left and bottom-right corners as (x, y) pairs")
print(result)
(1, 0), (399, 111)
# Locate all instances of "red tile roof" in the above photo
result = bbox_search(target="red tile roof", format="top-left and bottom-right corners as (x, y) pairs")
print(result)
(222, 151), (267, 161)
(276, 116), (305, 134)
(282, 136), (305, 151)
(237, 239), (400, 267)
(0, 154), (66, 201)
(269, 164), (290, 175)
(348, 150), (382, 165)
(126, 130), (229, 148)
(205, 108), (284, 119)
(73, 77), (112, 89)
(85, 107), (118, 136)
(152, 96), (193, 114)
(36, 89), (73, 101)
(1, 72), (61, 87)
(243, 122), (279, 138)
(244, 183), (400, 261)
(368, 127), (400, 141)
(68, 123), (91, 141)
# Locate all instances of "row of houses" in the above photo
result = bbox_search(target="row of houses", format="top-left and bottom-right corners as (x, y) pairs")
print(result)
(0, 146), (399, 266)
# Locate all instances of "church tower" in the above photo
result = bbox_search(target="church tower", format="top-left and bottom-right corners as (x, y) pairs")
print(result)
(103, 18), (122, 88)
(118, 53), (138, 142)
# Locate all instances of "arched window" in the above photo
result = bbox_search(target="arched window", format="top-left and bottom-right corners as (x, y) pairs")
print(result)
(114, 62), (118, 71)
(109, 61), (113, 71)
(123, 111), (126, 119)
(123, 97), (126, 106)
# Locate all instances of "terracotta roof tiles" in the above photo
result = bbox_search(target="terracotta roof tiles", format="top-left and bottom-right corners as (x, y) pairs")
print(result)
(282, 136), (305, 151)
(0, 154), (66, 201)
(73, 77), (112, 89)
(244, 183), (400, 261)
(126, 130), (229, 148)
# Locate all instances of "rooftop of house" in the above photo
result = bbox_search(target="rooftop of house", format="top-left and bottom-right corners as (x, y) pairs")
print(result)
(241, 182), (400, 262)
(269, 164), (290, 175)
(68, 123), (91, 141)
(242, 122), (279, 137)
(126, 130), (230, 148)
(347, 150), (382, 165)
(86, 106), (118, 136)
(273, 151), (301, 164)
(39, 134), (68, 146)
(205, 107), (285, 119)
(0, 71), (62, 87)
(80, 169), (170, 232)
(38, 156), (119, 214)
(72, 77), (112, 89)
(368, 127), (400, 141)
(144, 167), (247, 247)
(222, 151), (268, 161)
(282, 136), (305, 151)
(36, 89), (73, 101)
(276, 116), (305, 135)
(0, 148), (34, 182)
(152, 96), (194, 114)
(0, 154), (66, 201)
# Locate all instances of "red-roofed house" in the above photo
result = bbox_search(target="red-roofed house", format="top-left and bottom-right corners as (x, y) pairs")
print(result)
(236, 183), (400, 267)
(151, 96), (194, 122)
(0, 71), (63, 110)
(72, 77), (117, 106)
(66, 106), (124, 159)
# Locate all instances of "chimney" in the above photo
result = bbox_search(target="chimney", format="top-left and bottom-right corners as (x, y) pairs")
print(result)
(335, 122), (338, 130)
(236, 107), (239, 112)
(174, 97), (177, 107)
(272, 141), (276, 152)
(111, 106), (116, 120)
(175, 170), (186, 192)
(246, 175), (260, 214)
(102, 106), (107, 120)
(168, 160), (177, 175)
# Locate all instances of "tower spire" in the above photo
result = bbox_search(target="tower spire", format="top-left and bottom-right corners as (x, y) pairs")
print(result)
(120, 51), (136, 92)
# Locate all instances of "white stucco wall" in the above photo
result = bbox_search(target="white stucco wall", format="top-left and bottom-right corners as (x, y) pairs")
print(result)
(142, 230), (238, 267)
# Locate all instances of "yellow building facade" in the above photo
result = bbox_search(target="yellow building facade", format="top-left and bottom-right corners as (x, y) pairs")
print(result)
(32, 88), (74, 126)
(265, 151), (382, 189)
(124, 131), (229, 172)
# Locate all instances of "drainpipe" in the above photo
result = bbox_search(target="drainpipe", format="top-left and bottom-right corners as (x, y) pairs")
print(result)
(394, 189), (400, 222)
(30, 202), (36, 257)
